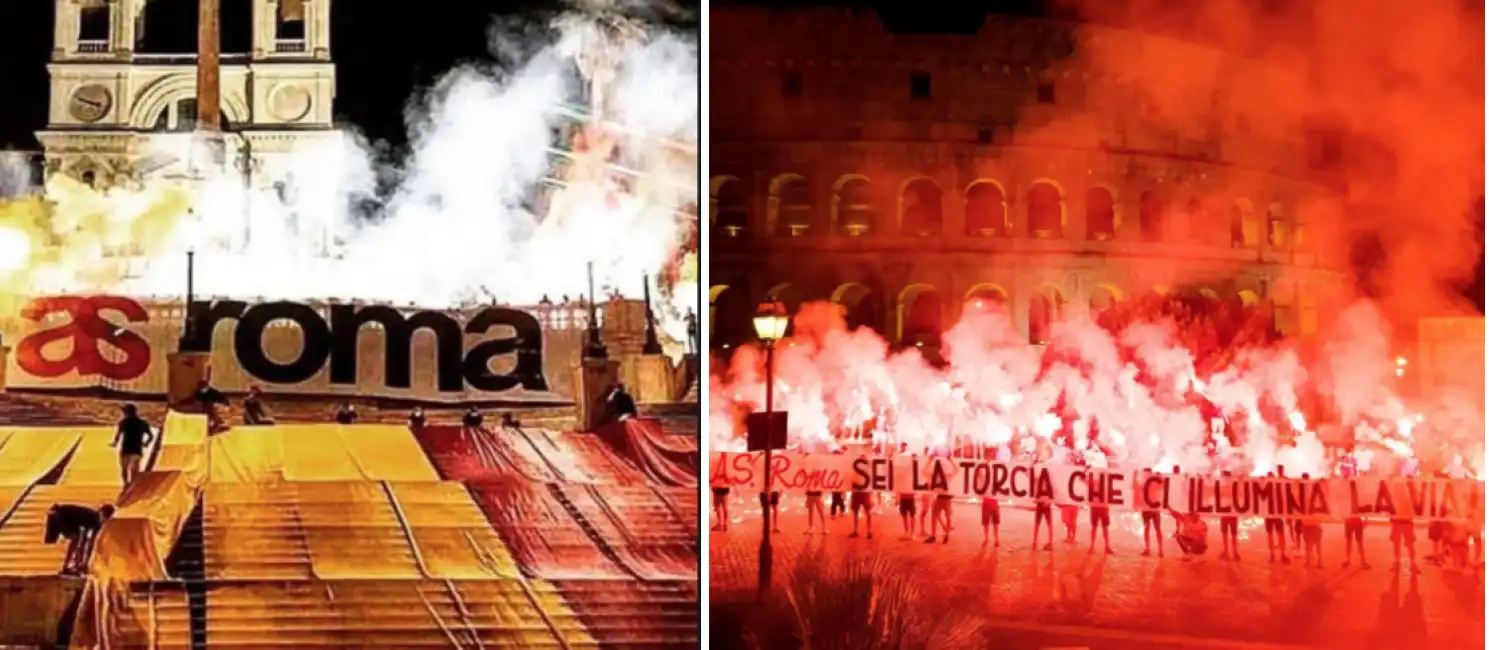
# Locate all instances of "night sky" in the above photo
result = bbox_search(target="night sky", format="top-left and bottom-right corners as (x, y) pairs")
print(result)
(0, 0), (697, 150)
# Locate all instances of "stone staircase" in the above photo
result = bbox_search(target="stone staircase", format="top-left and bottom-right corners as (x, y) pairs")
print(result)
(553, 580), (699, 649)
(0, 485), (120, 576)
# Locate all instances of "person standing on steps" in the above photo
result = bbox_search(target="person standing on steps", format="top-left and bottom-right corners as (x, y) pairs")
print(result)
(110, 404), (153, 487)
(408, 406), (427, 431)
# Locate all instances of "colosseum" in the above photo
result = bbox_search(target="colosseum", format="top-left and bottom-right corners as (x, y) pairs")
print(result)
(708, 7), (1351, 352)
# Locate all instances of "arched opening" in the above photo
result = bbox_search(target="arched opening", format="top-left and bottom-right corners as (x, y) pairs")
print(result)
(964, 182), (1007, 237)
(1089, 284), (1121, 324)
(709, 284), (754, 349)
(764, 283), (807, 320)
(1267, 203), (1287, 249)
(1139, 191), (1165, 242)
(833, 283), (884, 333)
(1027, 182), (1063, 238)
(710, 176), (747, 237)
(769, 174), (812, 237)
(1086, 187), (1116, 240)
(1229, 202), (1247, 248)
(79, 170), (97, 189)
(1232, 197), (1256, 248)
(835, 176), (876, 236)
(901, 178), (943, 237)
(1185, 197), (1208, 243)
(1027, 285), (1065, 345)
(899, 285), (942, 346)
(964, 284), (1009, 317)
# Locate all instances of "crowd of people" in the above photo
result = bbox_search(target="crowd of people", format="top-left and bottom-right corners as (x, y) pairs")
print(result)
(712, 446), (1485, 575)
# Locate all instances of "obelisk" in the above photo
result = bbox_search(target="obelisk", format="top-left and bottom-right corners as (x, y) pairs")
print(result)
(193, 0), (225, 174)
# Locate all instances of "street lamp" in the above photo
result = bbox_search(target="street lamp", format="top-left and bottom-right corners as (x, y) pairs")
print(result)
(753, 300), (789, 599)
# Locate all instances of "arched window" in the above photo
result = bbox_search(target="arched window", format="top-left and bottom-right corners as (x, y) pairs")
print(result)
(773, 176), (812, 236)
(901, 179), (943, 237)
(1139, 191), (1165, 242)
(964, 183), (1007, 237)
(1027, 183), (1062, 238)
(1229, 204), (1247, 248)
(901, 288), (942, 346)
(964, 285), (1008, 316)
(833, 283), (883, 334)
(836, 178), (876, 236)
(1086, 187), (1116, 240)
(711, 177), (747, 236)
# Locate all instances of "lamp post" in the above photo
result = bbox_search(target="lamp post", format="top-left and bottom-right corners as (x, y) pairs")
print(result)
(752, 300), (789, 599)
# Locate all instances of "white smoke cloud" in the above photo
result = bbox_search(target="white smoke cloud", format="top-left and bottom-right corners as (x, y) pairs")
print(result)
(2, 3), (699, 337)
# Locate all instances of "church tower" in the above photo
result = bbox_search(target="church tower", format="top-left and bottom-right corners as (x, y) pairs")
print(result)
(38, 0), (337, 190)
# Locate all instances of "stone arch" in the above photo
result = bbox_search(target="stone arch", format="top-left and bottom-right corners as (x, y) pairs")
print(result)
(832, 174), (876, 236)
(709, 284), (754, 348)
(1086, 186), (1117, 240)
(832, 282), (884, 333)
(964, 180), (1008, 237)
(1026, 180), (1065, 238)
(1230, 198), (1257, 248)
(1139, 191), (1166, 242)
(1089, 282), (1122, 319)
(1027, 283), (1066, 345)
(764, 282), (807, 316)
(897, 283), (942, 346)
(963, 283), (1009, 317)
(130, 75), (250, 129)
(767, 173), (812, 237)
(899, 176), (943, 237)
(710, 175), (747, 235)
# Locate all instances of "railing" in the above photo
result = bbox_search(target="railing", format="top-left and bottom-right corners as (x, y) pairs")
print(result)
(274, 39), (306, 53)
(76, 40), (109, 54)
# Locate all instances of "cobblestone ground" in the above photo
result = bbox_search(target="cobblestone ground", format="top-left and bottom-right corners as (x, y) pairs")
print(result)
(709, 498), (1486, 650)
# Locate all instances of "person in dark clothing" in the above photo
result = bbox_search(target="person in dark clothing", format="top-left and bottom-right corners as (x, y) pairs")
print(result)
(242, 386), (275, 425)
(500, 412), (520, 429)
(110, 404), (154, 487)
(462, 407), (485, 429)
(334, 402), (358, 425)
(46, 504), (115, 576)
(408, 406), (427, 430)
(195, 380), (229, 432)
(607, 384), (638, 422)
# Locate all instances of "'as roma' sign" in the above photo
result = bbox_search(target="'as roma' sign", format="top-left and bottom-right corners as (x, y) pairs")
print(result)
(13, 295), (548, 394)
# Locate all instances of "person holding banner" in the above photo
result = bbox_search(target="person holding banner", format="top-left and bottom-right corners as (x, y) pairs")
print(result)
(804, 490), (827, 535)
(982, 494), (1001, 547)
(928, 492), (953, 544)
(1218, 471), (1241, 561)
(848, 487), (874, 540)
(711, 486), (730, 532)
(1170, 508), (1208, 558)
(897, 490), (917, 540)
(1338, 452), (1371, 568)
(1264, 470), (1290, 564)
(1033, 483), (1055, 552)
(1139, 469), (1164, 558)
(1088, 487), (1113, 556)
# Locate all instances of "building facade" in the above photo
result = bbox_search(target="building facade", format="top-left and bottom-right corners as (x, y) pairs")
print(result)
(40, 0), (337, 190)
(709, 8), (1350, 350)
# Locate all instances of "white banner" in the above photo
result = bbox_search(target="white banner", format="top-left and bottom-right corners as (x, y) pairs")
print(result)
(710, 451), (1486, 524)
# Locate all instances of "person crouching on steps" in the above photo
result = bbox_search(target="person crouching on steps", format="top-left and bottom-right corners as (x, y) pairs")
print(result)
(46, 503), (115, 576)
(111, 404), (153, 487)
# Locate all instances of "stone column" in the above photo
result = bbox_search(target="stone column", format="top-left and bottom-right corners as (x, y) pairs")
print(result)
(311, 0), (331, 59)
(251, 0), (277, 58)
(53, 0), (77, 59)
(575, 357), (620, 432)
(110, 0), (138, 58)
